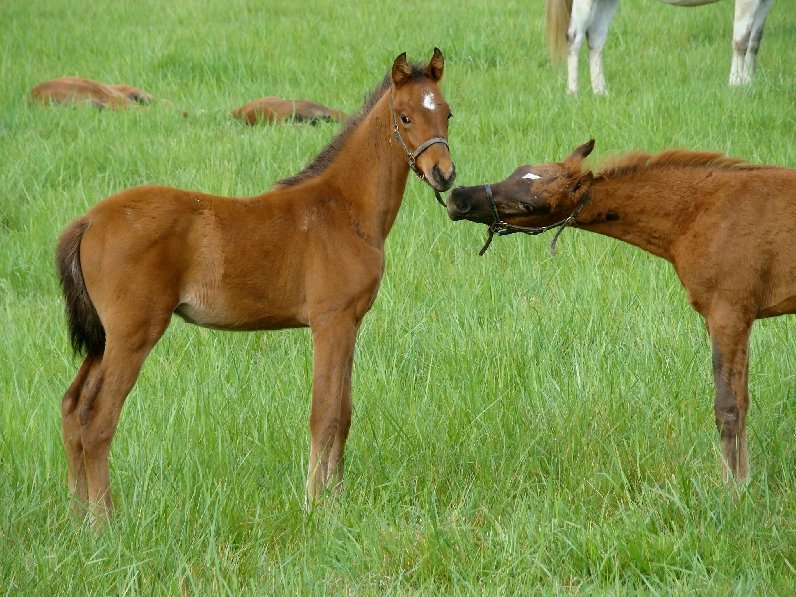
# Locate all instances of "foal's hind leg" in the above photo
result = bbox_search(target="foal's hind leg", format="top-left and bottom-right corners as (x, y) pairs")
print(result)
(707, 303), (754, 483)
(306, 313), (358, 502)
(80, 314), (171, 520)
(62, 355), (100, 507)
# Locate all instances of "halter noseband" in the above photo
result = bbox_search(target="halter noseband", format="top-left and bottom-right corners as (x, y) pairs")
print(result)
(390, 91), (448, 206)
(478, 183), (590, 256)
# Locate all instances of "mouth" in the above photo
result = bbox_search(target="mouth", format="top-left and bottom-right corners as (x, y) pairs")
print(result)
(431, 179), (453, 194)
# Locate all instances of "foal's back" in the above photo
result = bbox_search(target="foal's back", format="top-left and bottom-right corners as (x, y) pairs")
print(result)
(76, 182), (379, 332)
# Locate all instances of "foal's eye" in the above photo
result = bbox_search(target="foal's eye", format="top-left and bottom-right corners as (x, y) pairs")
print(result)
(400, 114), (411, 125)
(447, 111), (453, 120)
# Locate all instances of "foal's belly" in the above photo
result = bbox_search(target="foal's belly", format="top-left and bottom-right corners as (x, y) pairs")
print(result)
(758, 295), (796, 319)
(174, 286), (308, 331)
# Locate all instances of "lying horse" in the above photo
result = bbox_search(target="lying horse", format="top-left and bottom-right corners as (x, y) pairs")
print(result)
(31, 76), (154, 109)
(232, 97), (347, 124)
(447, 139), (795, 484)
(56, 49), (455, 520)
(546, 0), (775, 94)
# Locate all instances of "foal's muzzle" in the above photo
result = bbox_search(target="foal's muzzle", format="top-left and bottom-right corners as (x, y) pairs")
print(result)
(432, 163), (456, 192)
(446, 185), (487, 222)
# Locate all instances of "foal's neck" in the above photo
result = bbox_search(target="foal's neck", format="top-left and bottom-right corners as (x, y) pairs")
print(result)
(576, 172), (704, 262)
(323, 93), (411, 247)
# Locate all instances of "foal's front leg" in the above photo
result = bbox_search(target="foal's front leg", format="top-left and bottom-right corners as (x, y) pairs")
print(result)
(706, 304), (754, 483)
(307, 313), (358, 503)
(326, 348), (354, 489)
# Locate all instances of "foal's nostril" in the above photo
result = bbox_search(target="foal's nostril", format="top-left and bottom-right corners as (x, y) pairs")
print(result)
(446, 164), (457, 185)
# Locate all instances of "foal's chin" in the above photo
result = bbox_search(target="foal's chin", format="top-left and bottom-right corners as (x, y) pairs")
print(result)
(447, 209), (491, 224)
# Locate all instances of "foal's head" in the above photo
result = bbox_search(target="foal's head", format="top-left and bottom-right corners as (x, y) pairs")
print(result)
(389, 48), (456, 192)
(447, 140), (596, 226)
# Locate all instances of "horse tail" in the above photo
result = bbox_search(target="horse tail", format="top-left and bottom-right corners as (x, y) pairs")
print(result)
(545, 0), (573, 65)
(55, 219), (105, 357)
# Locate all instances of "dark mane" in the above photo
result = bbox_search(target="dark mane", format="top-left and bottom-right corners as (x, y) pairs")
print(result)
(597, 149), (770, 179)
(277, 63), (428, 187)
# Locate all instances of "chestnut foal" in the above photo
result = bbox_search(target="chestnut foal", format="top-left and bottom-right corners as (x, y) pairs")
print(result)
(56, 49), (455, 520)
(447, 139), (795, 484)
(32, 76), (154, 108)
(232, 96), (347, 124)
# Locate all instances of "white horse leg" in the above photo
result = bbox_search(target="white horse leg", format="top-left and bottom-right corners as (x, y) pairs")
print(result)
(567, 0), (597, 95)
(729, 0), (773, 85)
(587, 0), (619, 95)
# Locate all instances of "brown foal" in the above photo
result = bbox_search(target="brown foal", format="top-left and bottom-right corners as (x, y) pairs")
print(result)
(32, 76), (154, 109)
(56, 49), (455, 519)
(447, 139), (796, 484)
(232, 96), (347, 124)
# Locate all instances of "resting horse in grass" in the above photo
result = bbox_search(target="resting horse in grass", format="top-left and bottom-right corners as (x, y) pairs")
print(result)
(232, 96), (347, 125)
(56, 49), (455, 520)
(447, 139), (795, 484)
(546, 0), (775, 94)
(32, 77), (154, 109)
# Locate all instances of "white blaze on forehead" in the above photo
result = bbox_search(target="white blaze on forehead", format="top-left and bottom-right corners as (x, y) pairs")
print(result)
(522, 172), (541, 180)
(422, 91), (436, 110)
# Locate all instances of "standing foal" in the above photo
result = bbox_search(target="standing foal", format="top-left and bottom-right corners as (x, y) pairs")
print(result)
(56, 49), (455, 520)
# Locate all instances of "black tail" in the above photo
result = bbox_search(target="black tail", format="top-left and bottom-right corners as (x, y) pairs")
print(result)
(55, 219), (105, 357)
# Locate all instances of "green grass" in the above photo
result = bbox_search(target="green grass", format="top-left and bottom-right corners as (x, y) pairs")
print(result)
(2, 0), (796, 593)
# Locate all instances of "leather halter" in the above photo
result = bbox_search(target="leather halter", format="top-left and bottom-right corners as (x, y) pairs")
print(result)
(390, 91), (448, 206)
(478, 183), (591, 256)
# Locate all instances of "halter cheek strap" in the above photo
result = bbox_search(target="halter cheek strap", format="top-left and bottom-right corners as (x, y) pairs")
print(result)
(479, 183), (591, 257)
(390, 91), (448, 207)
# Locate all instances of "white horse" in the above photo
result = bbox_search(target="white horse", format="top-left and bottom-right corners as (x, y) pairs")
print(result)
(545, 0), (775, 94)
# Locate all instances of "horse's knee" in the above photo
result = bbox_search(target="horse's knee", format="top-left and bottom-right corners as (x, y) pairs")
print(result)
(310, 409), (340, 441)
(715, 405), (740, 438)
(733, 35), (750, 55)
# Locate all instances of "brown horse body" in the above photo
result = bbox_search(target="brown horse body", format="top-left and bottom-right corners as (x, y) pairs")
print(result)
(32, 76), (154, 109)
(447, 140), (796, 483)
(232, 96), (347, 124)
(56, 50), (455, 519)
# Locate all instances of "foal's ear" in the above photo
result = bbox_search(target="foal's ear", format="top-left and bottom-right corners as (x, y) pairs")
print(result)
(564, 139), (596, 164)
(426, 47), (444, 82)
(392, 52), (413, 87)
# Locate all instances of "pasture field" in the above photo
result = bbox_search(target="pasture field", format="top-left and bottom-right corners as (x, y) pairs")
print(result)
(2, 0), (795, 593)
